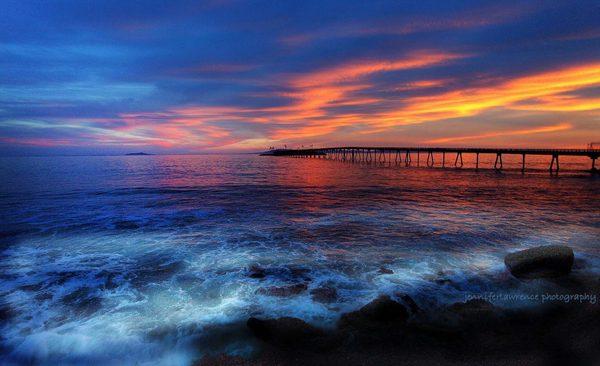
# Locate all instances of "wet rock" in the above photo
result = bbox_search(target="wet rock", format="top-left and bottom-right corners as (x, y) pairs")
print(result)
(256, 283), (308, 297)
(546, 273), (600, 294)
(445, 299), (501, 327)
(396, 293), (422, 315)
(378, 267), (393, 274)
(447, 299), (497, 316)
(505, 245), (574, 279)
(192, 322), (257, 356)
(247, 317), (325, 348)
(248, 265), (312, 282)
(339, 295), (408, 331)
(310, 286), (338, 303)
(194, 354), (250, 366)
(247, 265), (266, 279)
(212, 299), (600, 366)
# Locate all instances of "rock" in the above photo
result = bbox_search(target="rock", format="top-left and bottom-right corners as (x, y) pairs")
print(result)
(505, 245), (574, 279)
(194, 354), (250, 366)
(445, 299), (501, 327)
(378, 267), (393, 274)
(310, 286), (338, 303)
(397, 293), (422, 314)
(247, 317), (325, 348)
(339, 295), (408, 331)
(358, 295), (409, 322)
(447, 299), (496, 316)
(247, 265), (266, 279)
(256, 283), (307, 297)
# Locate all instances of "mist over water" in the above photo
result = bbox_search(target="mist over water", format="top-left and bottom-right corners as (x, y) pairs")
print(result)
(1, 154), (599, 365)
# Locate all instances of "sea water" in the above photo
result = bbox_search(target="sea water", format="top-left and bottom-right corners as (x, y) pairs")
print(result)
(0, 154), (598, 365)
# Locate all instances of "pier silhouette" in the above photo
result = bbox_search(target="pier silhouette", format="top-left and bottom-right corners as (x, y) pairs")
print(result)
(261, 146), (600, 174)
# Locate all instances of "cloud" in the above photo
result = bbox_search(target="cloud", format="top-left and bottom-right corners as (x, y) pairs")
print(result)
(279, 2), (536, 46)
(426, 122), (573, 144)
(1, 0), (599, 154)
(371, 62), (600, 128)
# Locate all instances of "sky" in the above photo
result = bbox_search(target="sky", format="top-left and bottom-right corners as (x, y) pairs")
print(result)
(0, 0), (599, 155)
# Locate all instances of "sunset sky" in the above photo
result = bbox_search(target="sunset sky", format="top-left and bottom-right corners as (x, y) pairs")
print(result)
(1, 0), (599, 155)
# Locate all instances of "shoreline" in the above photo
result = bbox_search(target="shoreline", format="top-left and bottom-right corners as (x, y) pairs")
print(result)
(196, 248), (600, 365)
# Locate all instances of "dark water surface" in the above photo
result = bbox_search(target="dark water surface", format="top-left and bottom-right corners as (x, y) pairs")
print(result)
(1, 154), (599, 365)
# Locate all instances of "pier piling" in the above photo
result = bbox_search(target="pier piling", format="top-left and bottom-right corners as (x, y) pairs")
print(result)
(455, 152), (463, 168)
(262, 146), (600, 174)
(494, 153), (503, 171)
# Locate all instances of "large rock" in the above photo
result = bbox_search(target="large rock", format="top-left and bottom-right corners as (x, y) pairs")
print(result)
(247, 317), (325, 348)
(339, 295), (408, 331)
(505, 245), (574, 279)
(396, 293), (422, 315)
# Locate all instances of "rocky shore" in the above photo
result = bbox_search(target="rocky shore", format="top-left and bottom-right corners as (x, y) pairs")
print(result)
(196, 246), (599, 365)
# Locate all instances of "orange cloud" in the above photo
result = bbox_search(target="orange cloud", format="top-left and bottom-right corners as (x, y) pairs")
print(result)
(267, 59), (599, 143)
(511, 95), (600, 112)
(290, 51), (462, 88)
(111, 59), (599, 149)
(264, 51), (462, 137)
(370, 62), (600, 128)
(118, 107), (238, 148)
(426, 122), (573, 144)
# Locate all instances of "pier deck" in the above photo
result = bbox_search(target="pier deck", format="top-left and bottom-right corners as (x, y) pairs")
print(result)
(261, 147), (600, 173)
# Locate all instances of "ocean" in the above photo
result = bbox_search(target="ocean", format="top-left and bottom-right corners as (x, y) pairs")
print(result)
(1, 154), (599, 365)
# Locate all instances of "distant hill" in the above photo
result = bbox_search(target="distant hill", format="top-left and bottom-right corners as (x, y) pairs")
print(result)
(125, 152), (153, 156)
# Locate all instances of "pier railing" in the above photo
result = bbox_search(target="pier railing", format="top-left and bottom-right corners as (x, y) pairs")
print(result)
(261, 146), (600, 174)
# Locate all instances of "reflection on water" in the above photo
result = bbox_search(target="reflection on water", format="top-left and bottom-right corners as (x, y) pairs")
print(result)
(0, 154), (599, 365)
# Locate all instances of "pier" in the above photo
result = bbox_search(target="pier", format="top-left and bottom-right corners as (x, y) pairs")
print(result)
(261, 147), (600, 174)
